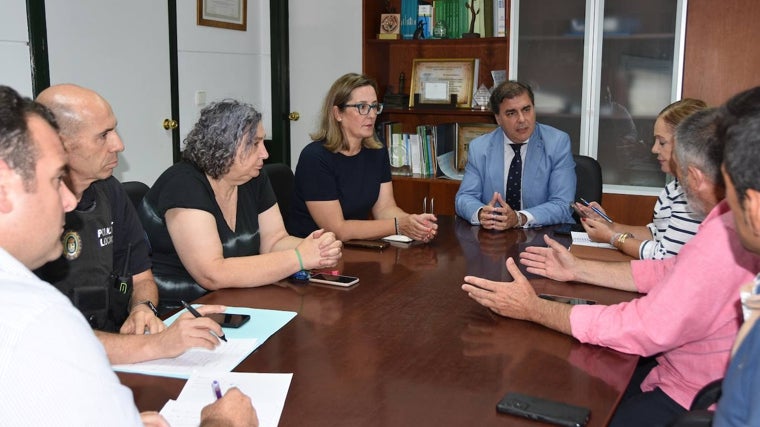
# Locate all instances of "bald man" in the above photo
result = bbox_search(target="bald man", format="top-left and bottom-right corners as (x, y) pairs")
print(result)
(35, 84), (226, 364)
(0, 84), (258, 427)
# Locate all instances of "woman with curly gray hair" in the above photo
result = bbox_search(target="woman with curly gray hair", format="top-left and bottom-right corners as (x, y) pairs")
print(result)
(138, 100), (342, 313)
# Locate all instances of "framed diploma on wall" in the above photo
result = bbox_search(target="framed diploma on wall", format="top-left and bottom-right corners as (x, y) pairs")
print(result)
(197, 0), (247, 31)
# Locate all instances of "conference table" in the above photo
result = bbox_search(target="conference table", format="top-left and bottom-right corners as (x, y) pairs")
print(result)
(119, 216), (640, 426)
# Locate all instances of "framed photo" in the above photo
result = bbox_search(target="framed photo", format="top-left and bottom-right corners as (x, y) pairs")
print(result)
(197, 0), (247, 31)
(456, 123), (498, 171)
(409, 58), (479, 108)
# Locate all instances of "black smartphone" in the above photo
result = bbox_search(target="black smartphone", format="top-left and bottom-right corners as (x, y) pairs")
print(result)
(309, 273), (360, 287)
(206, 313), (251, 328)
(345, 239), (390, 249)
(497, 392), (590, 427)
(539, 294), (597, 305)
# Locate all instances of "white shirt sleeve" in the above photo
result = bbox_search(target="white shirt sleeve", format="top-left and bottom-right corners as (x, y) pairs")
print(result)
(0, 275), (142, 427)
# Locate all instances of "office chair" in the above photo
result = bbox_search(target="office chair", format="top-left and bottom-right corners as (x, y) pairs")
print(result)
(121, 181), (150, 210)
(573, 154), (603, 205)
(571, 155), (603, 224)
(668, 379), (722, 427)
(262, 163), (295, 226)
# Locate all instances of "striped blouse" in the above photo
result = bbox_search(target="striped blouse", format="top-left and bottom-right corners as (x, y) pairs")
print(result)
(639, 179), (704, 259)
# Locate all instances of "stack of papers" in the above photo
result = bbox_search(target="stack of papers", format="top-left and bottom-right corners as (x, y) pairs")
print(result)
(113, 338), (259, 378)
(160, 372), (292, 427)
(571, 231), (616, 249)
(113, 307), (296, 378)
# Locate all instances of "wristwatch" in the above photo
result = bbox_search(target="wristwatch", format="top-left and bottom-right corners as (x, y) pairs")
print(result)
(132, 300), (159, 317)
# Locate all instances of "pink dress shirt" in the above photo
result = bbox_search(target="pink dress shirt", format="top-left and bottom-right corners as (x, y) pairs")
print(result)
(570, 200), (760, 409)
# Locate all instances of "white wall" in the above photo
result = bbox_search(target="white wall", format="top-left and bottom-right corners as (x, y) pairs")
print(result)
(0, 1), (359, 178)
(288, 0), (362, 167)
(176, 0), (271, 145)
(0, 1), (34, 96)
(0, 1), (272, 183)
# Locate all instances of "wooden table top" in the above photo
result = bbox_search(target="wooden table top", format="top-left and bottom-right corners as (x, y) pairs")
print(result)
(119, 216), (640, 426)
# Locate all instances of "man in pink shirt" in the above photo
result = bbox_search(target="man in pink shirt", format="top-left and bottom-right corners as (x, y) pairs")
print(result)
(462, 108), (760, 426)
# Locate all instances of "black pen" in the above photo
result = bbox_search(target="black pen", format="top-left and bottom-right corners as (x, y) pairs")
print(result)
(181, 300), (227, 342)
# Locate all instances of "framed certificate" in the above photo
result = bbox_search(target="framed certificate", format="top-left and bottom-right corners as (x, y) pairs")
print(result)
(197, 0), (247, 31)
(409, 58), (479, 108)
(420, 80), (450, 104)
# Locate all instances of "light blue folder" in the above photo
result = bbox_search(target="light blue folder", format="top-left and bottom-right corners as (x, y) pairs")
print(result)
(113, 307), (296, 378)
(165, 306), (296, 341)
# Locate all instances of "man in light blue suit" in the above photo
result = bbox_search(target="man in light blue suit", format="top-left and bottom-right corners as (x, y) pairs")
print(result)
(455, 81), (576, 229)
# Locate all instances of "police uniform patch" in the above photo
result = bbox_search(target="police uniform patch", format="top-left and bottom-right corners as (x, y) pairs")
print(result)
(63, 231), (82, 260)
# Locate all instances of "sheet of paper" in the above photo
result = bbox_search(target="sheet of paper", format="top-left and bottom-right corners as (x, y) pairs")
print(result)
(437, 151), (464, 180)
(160, 372), (293, 427)
(571, 231), (616, 249)
(113, 306), (296, 378)
(113, 338), (258, 378)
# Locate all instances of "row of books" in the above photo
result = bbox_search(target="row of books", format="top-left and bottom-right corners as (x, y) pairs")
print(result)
(376, 120), (499, 180)
(400, 0), (507, 40)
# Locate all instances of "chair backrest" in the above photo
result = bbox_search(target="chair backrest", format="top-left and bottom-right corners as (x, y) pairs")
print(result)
(573, 154), (603, 205)
(667, 378), (722, 426)
(571, 155), (603, 224)
(121, 181), (150, 210)
(263, 163), (295, 225)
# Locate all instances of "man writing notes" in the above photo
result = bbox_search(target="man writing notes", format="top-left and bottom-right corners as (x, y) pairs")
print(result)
(462, 107), (760, 426)
(455, 80), (575, 229)
(0, 85), (257, 427)
(34, 84), (227, 365)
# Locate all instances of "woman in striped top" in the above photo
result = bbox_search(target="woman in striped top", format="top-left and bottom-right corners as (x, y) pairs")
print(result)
(576, 99), (708, 259)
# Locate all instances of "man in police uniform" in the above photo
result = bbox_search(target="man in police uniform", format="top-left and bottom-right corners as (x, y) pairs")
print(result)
(35, 84), (226, 364)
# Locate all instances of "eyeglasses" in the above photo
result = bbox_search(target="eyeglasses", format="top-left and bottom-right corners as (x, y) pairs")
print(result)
(342, 102), (384, 115)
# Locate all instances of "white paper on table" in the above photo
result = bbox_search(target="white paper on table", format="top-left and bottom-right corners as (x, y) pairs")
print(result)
(571, 231), (616, 249)
(160, 372), (293, 427)
(113, 338), (258, 378)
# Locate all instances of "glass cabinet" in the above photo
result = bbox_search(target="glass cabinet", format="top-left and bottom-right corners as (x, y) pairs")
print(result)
(510, 0), (685, 192)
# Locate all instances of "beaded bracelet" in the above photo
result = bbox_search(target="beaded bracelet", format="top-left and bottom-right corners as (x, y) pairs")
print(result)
(394, 217), (399, 235)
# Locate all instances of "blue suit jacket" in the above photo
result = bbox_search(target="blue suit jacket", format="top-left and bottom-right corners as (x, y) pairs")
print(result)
(455, 123), (576, 225)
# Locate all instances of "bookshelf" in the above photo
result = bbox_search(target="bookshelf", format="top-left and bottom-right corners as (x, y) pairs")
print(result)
(362, 0), (509, 214)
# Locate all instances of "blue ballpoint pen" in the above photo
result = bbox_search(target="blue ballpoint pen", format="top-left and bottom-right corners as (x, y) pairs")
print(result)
(579, 198), (613, 223)
(181, 300), (228, 342)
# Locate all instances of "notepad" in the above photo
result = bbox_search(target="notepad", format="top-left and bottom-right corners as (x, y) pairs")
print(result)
(571, 231), (616, 249)
(113, 307), (296, 378)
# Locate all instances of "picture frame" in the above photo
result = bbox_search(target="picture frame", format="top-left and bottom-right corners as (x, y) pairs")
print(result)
(420, 80), (450, 104)
(409, 58), (479, 108)
(197, 0), (247, 31)
(456, 122), (498, 171)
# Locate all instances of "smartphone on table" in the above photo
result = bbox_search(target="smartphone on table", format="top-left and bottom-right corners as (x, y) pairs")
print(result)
(206, 313), (251, 328)
(539, 294), (596, 305)
(497, 392), (590, 427)
(309, 273), (360, 287)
